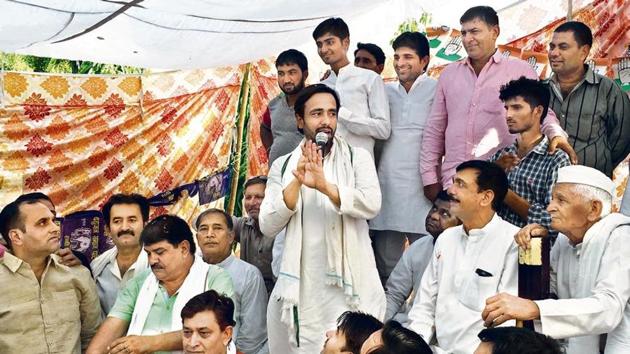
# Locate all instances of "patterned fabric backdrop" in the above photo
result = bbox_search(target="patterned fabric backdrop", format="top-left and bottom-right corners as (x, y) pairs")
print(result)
(0, 67), (242, 223)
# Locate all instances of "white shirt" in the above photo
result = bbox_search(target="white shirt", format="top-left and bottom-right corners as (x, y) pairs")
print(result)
(321, 64), (390, 156)
(408, 213), (519, 354)
(534, 218), (630, 354)
(385, 235), (434, 325)
(370, 75), (436, 233)
(91, 249), (148, 315)
(218, 255), (269, 354)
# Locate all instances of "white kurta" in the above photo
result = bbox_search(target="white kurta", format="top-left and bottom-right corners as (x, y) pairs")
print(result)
(260, 142), (385, 354)
(385, 235), (434, 325)
(534, 215), (630, 354)
(407, 213), (519, 354)
(218, 255), (269, 354)
(320, 64), (390, 156)
(370, 75), (436, 234)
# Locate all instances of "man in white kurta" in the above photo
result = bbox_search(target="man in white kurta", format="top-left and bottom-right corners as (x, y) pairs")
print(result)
(483, 165), (630, 354)
(369, 32), (436, 283)
(314, 17), (390, 157)
(259, 84), (385, 354)
(407, 160), (519, 354)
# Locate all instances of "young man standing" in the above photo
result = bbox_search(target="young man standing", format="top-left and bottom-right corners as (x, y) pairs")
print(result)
(261, 49), (309, 166)
(354, 43), (385, 75)
(489, 77), (571, 230)
(314, 17), (390, 158)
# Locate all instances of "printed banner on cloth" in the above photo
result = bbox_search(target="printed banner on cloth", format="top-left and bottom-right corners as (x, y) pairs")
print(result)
(198, 169), (231, 205)
(60, 210), (110, 262)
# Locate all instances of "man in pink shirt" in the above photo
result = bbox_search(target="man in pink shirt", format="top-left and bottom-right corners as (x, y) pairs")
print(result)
(420, 6), (577, 201)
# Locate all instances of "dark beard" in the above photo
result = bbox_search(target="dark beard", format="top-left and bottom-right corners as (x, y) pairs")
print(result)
(281, 80), (305, 95)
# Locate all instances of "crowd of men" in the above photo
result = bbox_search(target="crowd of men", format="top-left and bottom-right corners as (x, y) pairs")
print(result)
(1, 5), (630, 354)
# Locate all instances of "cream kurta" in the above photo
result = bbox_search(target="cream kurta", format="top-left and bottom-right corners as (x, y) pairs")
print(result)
(260, 142), (385, 354)
(408, 214), (519, 354)
(534, 214), (630, 354)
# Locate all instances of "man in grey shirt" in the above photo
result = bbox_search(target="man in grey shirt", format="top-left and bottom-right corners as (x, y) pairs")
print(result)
(545, 21), (630, 177)
(260, 49), (307, 166)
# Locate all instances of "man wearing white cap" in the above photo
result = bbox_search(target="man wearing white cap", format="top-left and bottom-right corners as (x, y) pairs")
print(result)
(481, 165), (630, 354)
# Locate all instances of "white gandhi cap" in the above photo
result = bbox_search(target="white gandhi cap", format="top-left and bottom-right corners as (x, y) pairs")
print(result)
(556, 165), (615, 198)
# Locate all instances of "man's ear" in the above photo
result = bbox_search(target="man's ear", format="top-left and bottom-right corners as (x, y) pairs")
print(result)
(342, 37), (350, 51)
(303, 70), (309, 80)
(587, 199), (604, 222)
(8, 229), (23, 248)
(480, 190), (495, 208)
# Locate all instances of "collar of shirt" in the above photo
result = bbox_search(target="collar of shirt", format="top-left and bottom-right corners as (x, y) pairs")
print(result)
(549, 64), (600, 88)
(505, 136), (550, 157)
(396, 73), (429, 94)
(244, 216), (256, 227)
(2, 251), (60, 273)
(461, 49), (503, 72)
(107, 249), (144, 280)
(217, 253), (235, 268)
(464, 212), (502, 240)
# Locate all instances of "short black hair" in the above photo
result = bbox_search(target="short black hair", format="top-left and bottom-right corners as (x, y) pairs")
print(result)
(435, 190), (452, 202)
(294, 83), (341, 119)
(181, 290), (236, 330)
(15, 192), (54, 208)
(243, 176), (268, 190)
(456, 160), (508, 211)
(336, 311), (383, 354)
(195, 208), (233, 231)
(354, 43), (386, 65)
(313, 17), (349, 41)
(102, 193), (150, 225)
(0, 197), (51, 250)
(478, 327), (562, 354)
(141, 214), (196, 254)
(460, 6), (499, 27)
(554, 21), (593, 48)
(276, 49), (308, 72)
(392, 32), (430, 70)
(368, 321), (432, 354)
(499, 76), (550, 123)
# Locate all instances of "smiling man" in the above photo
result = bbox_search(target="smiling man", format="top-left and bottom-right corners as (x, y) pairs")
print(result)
(354, 43), (385, 74)
(315, 17), (390, 158)
(0, 196), (102, 354)
(196, 208), (269, 354)
(91, 193), (151, 315)
(260, 84), (385, 353)
(86, 215), (234, 354)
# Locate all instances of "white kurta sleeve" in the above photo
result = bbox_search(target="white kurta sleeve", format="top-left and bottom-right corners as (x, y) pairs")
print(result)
(337, 76), (391, 140)
(336, 147), (381, 219)
(236, 268), (269, 354)
(259, 156), (298, 237)
(498, 242), (519, 295)
(385, 248), (414, 320)
(407, 242), (439, 342)
(534, 227), (630, 339)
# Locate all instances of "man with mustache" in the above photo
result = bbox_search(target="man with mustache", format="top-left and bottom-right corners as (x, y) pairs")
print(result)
(315, 17), (390, 158)
(86, 215), (234, 354)
(489, 77), (570, 231)
(0, 195), (102, 353)
(91, 194), (151, 315)
(196, 208), (269, 354)
(408, 160), (519, 353)
(260, 84), (385, 353)
(261, 49), (309, 166)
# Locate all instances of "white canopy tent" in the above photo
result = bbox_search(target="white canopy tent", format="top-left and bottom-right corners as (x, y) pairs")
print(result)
(0, 0), (581, 70)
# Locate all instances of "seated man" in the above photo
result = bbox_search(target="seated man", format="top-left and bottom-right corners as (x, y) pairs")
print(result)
(233, 176), (276, 294)
(86, 215), (234, 354)
(321, 311), (383, 354)
(489, 77), (570, 231)
(196, 209), (268, 354)
(91, 193), (150, 315)
(475, 327), (561, 354)
(182, 290), (237, 354)
(360, 320), (432, 354)
(408, 160), (519, 353)
(385, 191), (460, 324)
(0, 196), (102, 353)
(482, 165), (630, 354)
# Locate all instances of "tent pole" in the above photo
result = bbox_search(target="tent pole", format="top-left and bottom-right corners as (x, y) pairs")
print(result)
(227, 63), (252, 215)
(567, 0), (573, 21)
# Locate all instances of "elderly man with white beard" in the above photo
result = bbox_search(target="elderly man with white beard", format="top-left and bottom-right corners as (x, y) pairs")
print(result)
(482, 165), (630, 354)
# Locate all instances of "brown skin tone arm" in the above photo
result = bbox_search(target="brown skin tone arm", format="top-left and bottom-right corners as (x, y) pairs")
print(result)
(504, 189), (530, 222)
(260, 123), (273, 153)
(423, 183), (442, 203)
(86, 317), (182, 354)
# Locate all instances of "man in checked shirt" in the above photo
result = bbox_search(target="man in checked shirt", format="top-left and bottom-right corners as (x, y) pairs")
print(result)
(489, 77), (571, 231)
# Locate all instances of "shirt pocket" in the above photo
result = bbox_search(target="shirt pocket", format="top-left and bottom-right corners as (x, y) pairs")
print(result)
(458, 273), (499, 312)
(50, 289), (81, 323)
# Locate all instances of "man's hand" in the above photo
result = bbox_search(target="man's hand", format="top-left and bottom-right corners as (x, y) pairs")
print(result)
(549, 135), (578, 164)
(514, 223), (547, 250)
(494, 153), (520, 172)
(482, 293), (540, 327)
(57, 248), (82, 267)
(423, 183), (443, 202)
(107, 335), (153, 354)
(293, 141), (327, 191)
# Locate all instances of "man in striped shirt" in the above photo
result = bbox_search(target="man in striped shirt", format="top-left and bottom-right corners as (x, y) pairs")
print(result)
(546, 21), (630, 177)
